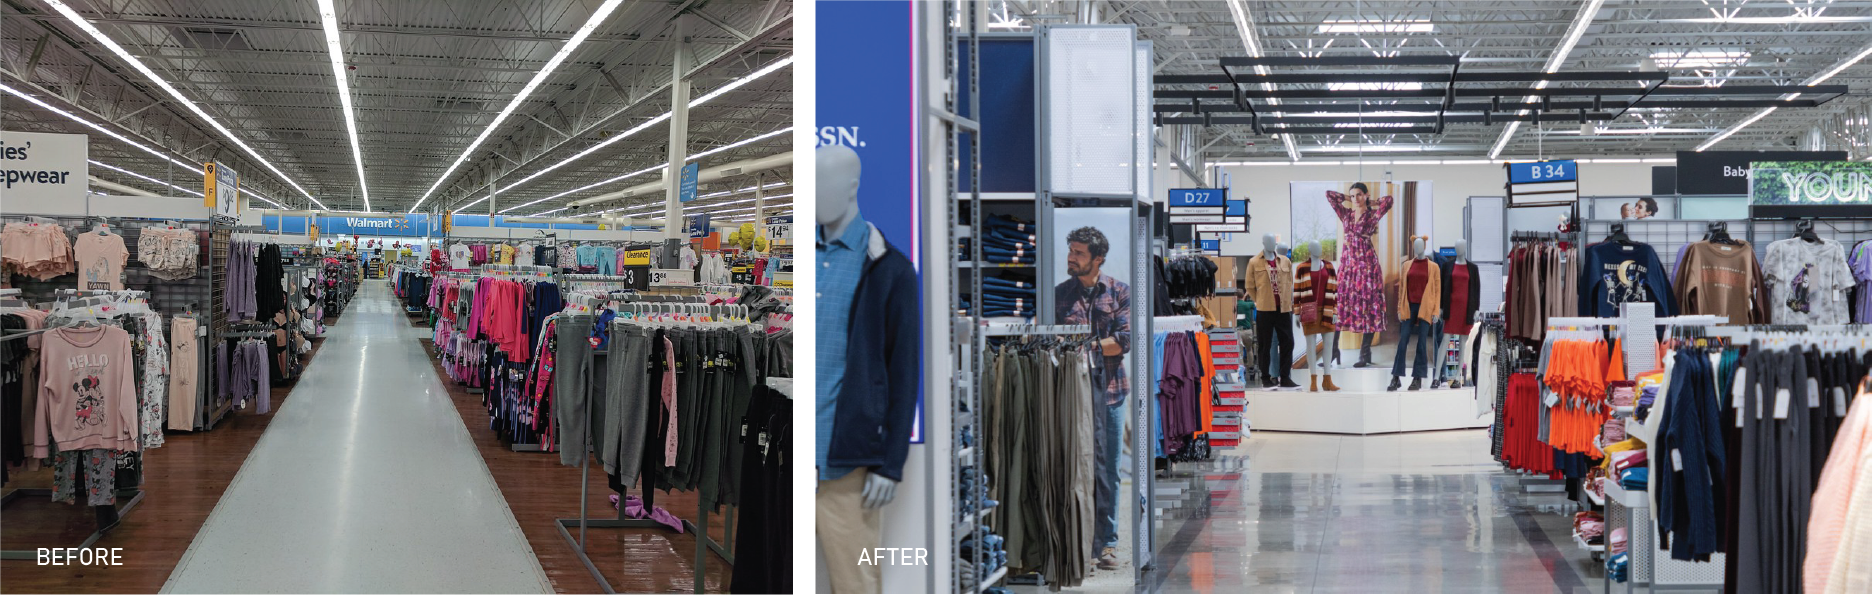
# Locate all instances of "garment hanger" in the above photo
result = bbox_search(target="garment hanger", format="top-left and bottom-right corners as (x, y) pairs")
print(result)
(1707, 221), (1737, 245)
(1796, 219), (1822, 243)
(1605, 223), (1632, 245)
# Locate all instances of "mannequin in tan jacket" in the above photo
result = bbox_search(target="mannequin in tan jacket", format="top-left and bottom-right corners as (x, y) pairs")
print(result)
(1388, 236), (1441, 392)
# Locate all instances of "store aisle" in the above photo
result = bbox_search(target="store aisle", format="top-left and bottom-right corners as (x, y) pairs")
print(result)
(162, 284), (552, 593)
(1136, 431), (1601, 594)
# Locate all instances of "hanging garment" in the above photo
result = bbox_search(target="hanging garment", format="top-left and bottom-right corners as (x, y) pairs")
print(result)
(1764, 238), (1854, 325)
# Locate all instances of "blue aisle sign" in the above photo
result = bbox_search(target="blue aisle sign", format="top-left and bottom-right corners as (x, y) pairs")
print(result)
(1508, 159), (1577, 184)
(678, 162), (699, 202)
(1168, 188), (1227, 208)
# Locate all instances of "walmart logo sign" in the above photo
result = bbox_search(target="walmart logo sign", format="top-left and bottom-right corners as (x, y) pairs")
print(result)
(816, 126), (865, 148)
(344, 217), (412, 230)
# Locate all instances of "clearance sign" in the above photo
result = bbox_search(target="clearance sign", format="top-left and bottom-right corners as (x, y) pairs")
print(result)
(620, 246), (655, 266)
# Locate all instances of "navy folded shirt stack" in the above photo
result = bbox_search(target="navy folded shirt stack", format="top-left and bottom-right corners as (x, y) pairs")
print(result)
(962, 271), (1037, 318)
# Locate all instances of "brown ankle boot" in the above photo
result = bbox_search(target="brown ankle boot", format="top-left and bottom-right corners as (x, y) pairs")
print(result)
(1322, 375), (1341, 391)
(1309, 375), (1319, 392)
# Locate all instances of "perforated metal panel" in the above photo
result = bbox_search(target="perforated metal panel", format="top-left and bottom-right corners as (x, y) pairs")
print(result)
(1748, 217), (1873, 264)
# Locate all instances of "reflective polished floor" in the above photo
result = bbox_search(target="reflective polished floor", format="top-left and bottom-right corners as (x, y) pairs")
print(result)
(162, 284), (553, 593)
(1136, 430), (1602, 594)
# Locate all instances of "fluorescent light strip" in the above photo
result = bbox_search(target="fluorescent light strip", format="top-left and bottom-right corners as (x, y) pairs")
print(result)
(317, 0), (370, 212)
(1489, 0), (1604, 159)
(42, 0), (325, 210)
(1696, 46), (1871, 151)
(1225, 0), (1300, 160)
(7, 82), (289, 207)
(89, 160), (201, 196)
(3, 83), (198, 173)
(409, 0), (630, 212)
(490, 57), (794, 196)
(495, 127), (792, 214)
(622, 193), (794, 217)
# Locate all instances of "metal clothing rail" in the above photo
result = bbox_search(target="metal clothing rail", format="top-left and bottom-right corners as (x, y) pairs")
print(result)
(552, 350), (733, 594)
(981, 323), (1091, 337)
(0, 489), (146, 560)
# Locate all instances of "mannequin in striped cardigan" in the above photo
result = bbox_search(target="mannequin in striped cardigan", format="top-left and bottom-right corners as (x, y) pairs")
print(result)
(1294, 240), (1341, 392)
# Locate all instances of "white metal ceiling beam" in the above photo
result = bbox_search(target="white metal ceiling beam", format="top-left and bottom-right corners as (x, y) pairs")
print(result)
(1488, 0), (1606, 160)
(40, 0), (325, 209)
(408, 0), (633, 212)
(1225, 0), (1300, 161)
(316, 0), (370, 212)
(1695, 45), (1873, 152)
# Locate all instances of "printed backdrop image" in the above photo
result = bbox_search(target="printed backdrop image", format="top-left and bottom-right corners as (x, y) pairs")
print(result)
(1289, 180), (1432, 357)
(1590, 197), (1676, 220)
(1046, 206), (1137, 589)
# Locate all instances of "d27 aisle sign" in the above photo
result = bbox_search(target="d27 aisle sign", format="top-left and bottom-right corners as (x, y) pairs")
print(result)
(1750, 161), (1871, 218)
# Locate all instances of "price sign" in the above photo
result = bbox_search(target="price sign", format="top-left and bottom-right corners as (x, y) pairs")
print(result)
(650, 268), (694, 286)
(618, 266), (651, 291)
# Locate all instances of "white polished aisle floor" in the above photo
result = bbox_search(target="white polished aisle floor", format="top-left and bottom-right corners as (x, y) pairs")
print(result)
(162, 283), (552, 593)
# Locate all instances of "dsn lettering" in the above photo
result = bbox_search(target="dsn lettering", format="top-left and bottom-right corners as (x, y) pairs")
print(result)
(817, 127), (865, 148)
(1778, 169), (1872, 204)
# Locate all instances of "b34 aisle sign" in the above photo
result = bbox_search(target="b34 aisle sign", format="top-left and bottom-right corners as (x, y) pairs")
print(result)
(1504, 159), (1579, 207)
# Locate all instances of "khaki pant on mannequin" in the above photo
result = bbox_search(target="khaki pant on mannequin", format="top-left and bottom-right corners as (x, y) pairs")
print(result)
(816, 470), (883, 593)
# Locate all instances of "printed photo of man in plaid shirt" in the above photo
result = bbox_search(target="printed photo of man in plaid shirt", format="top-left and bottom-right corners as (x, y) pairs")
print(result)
(1053, 225), (1130, 571)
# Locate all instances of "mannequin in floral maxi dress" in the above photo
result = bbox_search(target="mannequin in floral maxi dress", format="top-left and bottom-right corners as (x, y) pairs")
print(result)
(1326, 182), (1394, 367)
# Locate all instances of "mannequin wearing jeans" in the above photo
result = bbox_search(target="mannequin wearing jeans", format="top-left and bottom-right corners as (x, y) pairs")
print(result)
(1389, 237), (1442, 392)
(1293, 240), (1341, 392)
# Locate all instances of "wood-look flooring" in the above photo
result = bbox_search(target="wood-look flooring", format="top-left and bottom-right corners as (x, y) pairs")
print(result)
(415, 324), (735, 594)
(3, 308), (738, 594)
(0, 331), (330, 593)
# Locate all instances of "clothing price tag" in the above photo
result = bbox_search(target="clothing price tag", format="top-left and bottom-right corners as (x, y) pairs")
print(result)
(1808, 378), (1821, 408)
(1774, 388), (1792, 419)
(197, 325), (207, 338)
(1834, 388), (1848, 417)
(1543, 389), (1560, 408)
(1671, 448), (1684, 472)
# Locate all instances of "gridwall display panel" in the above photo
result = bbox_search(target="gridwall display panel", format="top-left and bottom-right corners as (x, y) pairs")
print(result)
(1, 215), (214, 319)
(1583, 218), (1750, 278)
(1747, 217), (1873, 263)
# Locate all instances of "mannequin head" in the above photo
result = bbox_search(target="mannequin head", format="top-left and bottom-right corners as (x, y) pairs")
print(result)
(1307, 241), (1322, 267)
(1455, 239), (1469, 263)
(817, 145), (863, 233)
(1262, 233), (1279, 257)
(1412, 236), (1427, 258)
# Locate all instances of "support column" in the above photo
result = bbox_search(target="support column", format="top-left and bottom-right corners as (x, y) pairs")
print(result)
(752, 172), (765, 224)
(660, 16), (693, 269)
(487, 169), (497, 218)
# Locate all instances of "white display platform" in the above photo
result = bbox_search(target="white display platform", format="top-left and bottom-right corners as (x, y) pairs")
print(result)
(1244, 367), (1492, 434)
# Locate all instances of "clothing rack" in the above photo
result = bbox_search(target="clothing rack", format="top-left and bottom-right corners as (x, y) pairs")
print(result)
(553, 350), (733, 594)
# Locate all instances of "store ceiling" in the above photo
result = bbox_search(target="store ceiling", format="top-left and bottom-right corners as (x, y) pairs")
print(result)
(1038, 0), (1872, 161)
(0, 0), (793, 219)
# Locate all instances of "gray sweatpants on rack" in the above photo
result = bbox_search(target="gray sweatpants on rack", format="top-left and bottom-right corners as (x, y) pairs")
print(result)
(602, 322), (653, 485)
(555, 315), (596, 467)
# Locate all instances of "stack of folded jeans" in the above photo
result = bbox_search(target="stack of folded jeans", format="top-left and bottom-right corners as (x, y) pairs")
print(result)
(958, 215), (1039, 265)
(963, 272), (1038, 318)
(959, 526), (1008, 586)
